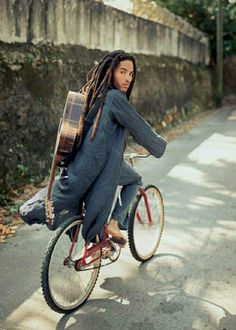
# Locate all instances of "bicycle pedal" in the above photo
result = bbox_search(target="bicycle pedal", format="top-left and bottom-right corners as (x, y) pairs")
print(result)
(101, 245), (116, 259)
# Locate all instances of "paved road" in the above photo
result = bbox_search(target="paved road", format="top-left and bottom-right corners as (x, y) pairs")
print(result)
(1, 106), (236, 330)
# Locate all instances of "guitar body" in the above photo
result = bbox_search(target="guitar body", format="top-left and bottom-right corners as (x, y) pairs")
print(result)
(45, 91), (84, 226)
(58, 91), (84, 156)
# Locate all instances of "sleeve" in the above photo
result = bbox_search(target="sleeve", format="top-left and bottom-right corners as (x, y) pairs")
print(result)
(110, 90), (167, 158)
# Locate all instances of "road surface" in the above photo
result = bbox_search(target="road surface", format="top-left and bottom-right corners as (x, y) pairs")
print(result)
(1, 105), (236, 330)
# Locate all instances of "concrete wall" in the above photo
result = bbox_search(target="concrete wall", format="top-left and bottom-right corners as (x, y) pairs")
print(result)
(0, 0), (209, 65)
(0, 42), (214, 203)
(133, 0), (207, 41)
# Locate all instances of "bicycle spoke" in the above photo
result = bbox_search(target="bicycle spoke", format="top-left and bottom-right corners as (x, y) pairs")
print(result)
(41, 218), (101, 313)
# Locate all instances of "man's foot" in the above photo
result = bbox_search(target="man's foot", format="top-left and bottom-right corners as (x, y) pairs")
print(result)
(105, 219), (127, 248)
(109, 236), (127, 247)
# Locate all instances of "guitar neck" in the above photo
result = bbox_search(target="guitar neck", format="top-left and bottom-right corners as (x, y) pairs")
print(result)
(47, 156), (58, 200)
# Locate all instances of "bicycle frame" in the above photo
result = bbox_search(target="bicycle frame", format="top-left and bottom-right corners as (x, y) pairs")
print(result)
(76, 237), (111, 270)
(65, 223), (113, 271)
(136, 187), (153, 226)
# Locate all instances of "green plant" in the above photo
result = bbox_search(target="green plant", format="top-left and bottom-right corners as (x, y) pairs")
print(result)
(17, 164), (28, 176)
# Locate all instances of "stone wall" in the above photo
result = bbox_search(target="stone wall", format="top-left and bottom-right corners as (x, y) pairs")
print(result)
(0, 0), (209, 65)
(0, 42), (214, 203)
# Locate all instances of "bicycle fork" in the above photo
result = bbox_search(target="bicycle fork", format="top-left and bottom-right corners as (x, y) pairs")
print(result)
(136, 187), (153, 225)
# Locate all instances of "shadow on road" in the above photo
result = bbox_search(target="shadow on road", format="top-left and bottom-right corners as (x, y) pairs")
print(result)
(55, 253), (235, 330)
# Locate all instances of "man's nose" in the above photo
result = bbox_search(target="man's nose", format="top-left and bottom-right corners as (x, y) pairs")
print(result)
(125, 74), (132, 83)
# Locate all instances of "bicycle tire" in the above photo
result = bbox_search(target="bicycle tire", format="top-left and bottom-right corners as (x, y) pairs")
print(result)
(128, 184), (164, 262)
(41, 217), (101, 314)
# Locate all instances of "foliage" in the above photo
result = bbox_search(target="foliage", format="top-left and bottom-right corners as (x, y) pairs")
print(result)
(0, 203), (24, 243)
(0, 182), (43, 242)
(143, 0), (236, 61)
(17, 164), (28, 176)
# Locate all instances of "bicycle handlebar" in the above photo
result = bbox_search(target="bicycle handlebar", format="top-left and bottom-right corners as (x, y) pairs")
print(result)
(124, 152), (151, 160)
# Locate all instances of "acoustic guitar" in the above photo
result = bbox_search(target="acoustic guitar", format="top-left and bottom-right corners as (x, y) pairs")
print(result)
(45, 91), (84, 226)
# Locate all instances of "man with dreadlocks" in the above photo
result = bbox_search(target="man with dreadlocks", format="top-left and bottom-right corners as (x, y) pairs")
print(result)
(20, 50), (167, 246)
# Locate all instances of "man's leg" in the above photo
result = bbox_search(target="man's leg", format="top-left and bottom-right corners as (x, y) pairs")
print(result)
(106, 160), (143, 242)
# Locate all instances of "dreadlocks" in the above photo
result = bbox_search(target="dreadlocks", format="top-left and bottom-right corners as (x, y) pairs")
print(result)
(77, 50), (137, 144)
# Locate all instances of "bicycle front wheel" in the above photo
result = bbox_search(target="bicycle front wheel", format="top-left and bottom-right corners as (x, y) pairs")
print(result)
(41, 217), (101, 314)
(128, 185), (164, 262)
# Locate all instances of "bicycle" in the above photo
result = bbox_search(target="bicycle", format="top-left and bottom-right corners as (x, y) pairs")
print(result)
(41, 153), (165, 314)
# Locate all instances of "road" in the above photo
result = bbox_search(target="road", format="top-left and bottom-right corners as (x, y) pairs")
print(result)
(1, 105), (236, 330)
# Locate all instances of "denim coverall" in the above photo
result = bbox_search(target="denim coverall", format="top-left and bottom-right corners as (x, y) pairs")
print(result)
(20, 89), (166, 242)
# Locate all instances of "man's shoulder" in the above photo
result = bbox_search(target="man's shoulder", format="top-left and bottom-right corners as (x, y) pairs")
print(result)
(106, 89), (127, 101)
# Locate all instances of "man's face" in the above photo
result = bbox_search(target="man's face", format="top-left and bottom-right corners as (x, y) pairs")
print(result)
(113, 60), (134, 93)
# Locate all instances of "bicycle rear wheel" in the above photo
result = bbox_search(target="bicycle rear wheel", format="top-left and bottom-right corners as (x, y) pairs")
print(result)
(128, 185), (164, 262)
(41, 217), (101, 314)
